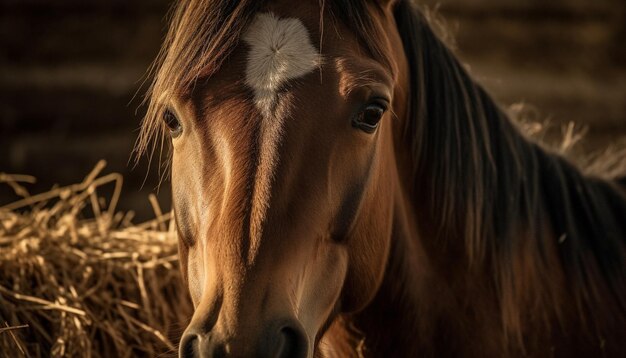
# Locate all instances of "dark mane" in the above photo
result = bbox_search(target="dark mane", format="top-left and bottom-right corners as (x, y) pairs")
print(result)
(394, 0), (626, 344)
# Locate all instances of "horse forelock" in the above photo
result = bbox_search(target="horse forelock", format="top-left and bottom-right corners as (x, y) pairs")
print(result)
(135, 0), (266, 168)
(136, 0), (383, 156)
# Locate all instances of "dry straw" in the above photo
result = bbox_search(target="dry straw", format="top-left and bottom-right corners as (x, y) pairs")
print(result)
(508, 104), (626, 179)
(0, 161), (192, 358)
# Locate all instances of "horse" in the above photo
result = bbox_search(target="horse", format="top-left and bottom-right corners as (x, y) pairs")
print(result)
(135, 0), (626, 356)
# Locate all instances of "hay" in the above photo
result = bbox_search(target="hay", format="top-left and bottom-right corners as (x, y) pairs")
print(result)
(0, 161), (192, 358)
(508, 103), (626, 179)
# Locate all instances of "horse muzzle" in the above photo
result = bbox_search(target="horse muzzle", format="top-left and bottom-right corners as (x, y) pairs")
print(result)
(179, 318), (309, 358)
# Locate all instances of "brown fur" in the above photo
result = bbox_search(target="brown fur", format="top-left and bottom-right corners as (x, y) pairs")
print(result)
(138, 0), (626, 356)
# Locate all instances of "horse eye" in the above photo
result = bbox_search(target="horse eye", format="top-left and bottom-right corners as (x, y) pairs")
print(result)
(352, 103), (386, 133)
(163, 109), (182, 138)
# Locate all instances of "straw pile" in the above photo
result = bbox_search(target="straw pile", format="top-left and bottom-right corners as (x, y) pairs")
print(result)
(0, 161), (192, 358)
(509, 104), (626, 179)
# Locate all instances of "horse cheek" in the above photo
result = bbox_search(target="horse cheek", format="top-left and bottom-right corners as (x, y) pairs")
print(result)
(341, 191), (394, 313)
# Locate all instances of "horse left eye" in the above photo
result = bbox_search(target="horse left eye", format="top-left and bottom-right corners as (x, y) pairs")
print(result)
(163, 109), (182, 138)
(353, 103), (386, 133)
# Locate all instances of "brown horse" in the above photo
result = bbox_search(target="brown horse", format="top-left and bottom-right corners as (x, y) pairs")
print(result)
(136, 0), (626, 357)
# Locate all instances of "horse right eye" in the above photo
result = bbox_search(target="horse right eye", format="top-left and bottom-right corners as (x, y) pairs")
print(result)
(352, 102), (387, 134)
(163, 109), (182, 138)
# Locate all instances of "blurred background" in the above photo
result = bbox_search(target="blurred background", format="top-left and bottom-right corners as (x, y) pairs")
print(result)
(1, 0), (625, 220)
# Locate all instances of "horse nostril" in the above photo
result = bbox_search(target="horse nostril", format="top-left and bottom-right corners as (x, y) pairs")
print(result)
(277, 325), (308, 358)
(179, 332), (199, 358)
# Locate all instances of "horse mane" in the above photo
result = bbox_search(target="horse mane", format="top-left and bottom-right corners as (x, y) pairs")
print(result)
(394, 0), (626, 344)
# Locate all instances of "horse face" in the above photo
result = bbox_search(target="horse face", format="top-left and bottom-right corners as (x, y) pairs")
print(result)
(166, 1), (408, 356)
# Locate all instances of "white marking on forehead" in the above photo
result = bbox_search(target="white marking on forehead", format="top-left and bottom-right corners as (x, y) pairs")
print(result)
(241, 13), (320, 262)
(243, 12), (321, 117)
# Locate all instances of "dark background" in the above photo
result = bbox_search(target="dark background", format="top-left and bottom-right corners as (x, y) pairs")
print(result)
(1, 0), (625, 220)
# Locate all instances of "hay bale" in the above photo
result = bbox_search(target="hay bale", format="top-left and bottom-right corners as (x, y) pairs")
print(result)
(0, 161), (192, 358)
